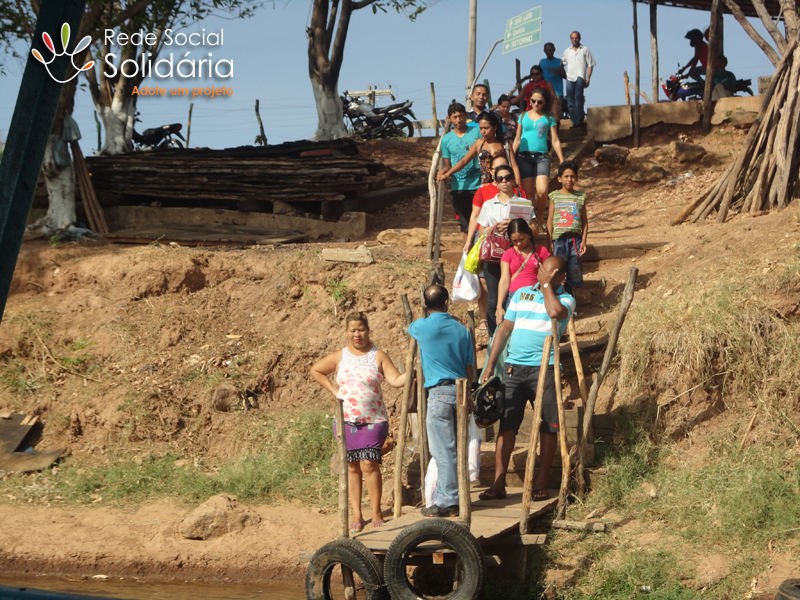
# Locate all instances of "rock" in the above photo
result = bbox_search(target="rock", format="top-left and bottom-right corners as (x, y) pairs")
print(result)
(180, 494), (261, 540)
(159, 327), (182, 349)
(594, 145), (629, 169)
(629, 161), (666, 183)
(574, 318), (601, 335)
(212, 383), (240, 412)
(376, 228), (429, 247)
(640, 482), (658, 498)
(320, 246), (374, 264)
(671, 141), (707, 163)
(272, 199), (304, 217)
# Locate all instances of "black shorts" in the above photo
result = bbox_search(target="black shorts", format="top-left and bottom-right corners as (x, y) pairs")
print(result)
(450, 189), (476, 233)
(499, 363), (559, 434)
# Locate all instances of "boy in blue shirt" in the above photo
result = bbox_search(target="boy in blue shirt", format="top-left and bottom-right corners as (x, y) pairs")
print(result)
(540, 42), (566, 119)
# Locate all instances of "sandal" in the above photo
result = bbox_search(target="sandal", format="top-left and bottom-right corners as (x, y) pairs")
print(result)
(532, 489), (549, 501)
(478, 319), (489, 331)
(371, 519), (385, 529)
(349, 521), (367, 534)
(478, 488), (507, 501)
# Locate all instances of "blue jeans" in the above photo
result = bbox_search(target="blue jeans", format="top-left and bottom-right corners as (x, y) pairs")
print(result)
(565, 77), (587, 125)
(553, 234), (584, 288)
(426, 383), (458, 507)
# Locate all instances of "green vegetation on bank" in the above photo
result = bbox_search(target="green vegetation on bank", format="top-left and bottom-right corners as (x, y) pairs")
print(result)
(0, 412), (337, 507)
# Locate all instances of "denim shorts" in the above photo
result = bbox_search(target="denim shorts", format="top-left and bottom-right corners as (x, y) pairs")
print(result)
(518, 152), (550, 179)
(500, 363), (559, 433)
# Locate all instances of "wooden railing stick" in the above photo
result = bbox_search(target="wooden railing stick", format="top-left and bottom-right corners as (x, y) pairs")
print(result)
(552, 319), (571, 520)
(456, 378), (471, 527)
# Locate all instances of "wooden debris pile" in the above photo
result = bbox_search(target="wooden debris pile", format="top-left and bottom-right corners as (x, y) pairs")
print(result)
(85, 139), (394, 212)
(675, 31), (800, 224)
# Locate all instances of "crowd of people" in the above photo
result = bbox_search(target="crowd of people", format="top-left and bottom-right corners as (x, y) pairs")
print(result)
(310, 34), (595, 523)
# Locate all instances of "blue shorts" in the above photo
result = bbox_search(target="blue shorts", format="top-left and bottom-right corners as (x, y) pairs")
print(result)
(518, 152), (550, 179)
(553, 233), (584, 288)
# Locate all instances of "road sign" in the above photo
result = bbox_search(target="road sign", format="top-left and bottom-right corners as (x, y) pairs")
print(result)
(503, 6), (542, 54)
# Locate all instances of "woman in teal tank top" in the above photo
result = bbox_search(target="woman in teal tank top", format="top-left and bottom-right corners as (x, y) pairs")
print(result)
(512, 87), (565, 225)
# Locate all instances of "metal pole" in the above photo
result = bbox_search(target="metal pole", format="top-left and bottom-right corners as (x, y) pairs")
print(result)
(0, 0), (87, 324)
(467, 0), (477, 108)
(469, 39), (506, 93)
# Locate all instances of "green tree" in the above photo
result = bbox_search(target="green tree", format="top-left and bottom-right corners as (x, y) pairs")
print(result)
(306, 0), (430, 140)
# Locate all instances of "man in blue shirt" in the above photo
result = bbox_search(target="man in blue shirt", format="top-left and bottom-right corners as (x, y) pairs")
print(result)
(479, 256), (575, 502)
(409, 284), (475, 517)
(540, 42), (565, 119)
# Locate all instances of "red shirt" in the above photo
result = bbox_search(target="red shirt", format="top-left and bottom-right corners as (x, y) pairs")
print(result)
(521, 80), (551, 110)
(472, 185), (528, 208)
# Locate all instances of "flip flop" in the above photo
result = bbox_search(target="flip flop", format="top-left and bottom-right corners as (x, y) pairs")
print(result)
(371, 519), (385, 529)
(478, 319), (489, 331)
(478, 488), (507, 501)
(349, 521), (367, 534)
(533, 489), (549, 501)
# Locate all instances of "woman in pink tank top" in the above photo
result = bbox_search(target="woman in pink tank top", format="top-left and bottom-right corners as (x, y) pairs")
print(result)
(311, 312), (406, 532)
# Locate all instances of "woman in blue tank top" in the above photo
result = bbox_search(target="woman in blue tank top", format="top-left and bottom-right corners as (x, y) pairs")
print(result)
(512, 87), (565, 224)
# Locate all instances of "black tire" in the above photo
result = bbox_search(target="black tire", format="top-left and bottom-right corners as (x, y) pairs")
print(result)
(778, 579), (800, 600)
(389, 115), (414, 138)
(384, 518), (484, 600)
(306, 537), (388, 600)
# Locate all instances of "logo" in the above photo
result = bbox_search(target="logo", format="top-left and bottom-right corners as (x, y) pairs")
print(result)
(31, 23), (94, 83)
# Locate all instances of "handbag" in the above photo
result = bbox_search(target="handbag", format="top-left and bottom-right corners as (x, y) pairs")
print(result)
(479, 228), (511, 264)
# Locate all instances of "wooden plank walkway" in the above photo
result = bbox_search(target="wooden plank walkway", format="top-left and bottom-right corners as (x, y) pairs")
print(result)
(353, 487), (558, 552)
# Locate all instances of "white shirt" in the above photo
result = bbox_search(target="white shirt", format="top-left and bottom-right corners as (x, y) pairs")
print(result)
(561, 45), (596, 82)
(477, 195), (516, 228)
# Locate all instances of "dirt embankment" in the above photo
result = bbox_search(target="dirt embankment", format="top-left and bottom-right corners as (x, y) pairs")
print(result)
(1, 131), (800, 591)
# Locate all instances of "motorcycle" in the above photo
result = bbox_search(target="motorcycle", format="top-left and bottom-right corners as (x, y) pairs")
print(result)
(132, 121), (186, 149)
(661, 65), (753, 102)
(341, 92), (416, 139)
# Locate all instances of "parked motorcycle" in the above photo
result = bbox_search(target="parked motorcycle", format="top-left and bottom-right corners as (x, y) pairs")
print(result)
(661, 65), (753, 101)
(341, 92), (416, 139)
(132, 122), (185, 149)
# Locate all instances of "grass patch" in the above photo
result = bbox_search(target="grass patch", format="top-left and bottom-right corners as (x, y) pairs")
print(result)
(0, 412), (337, 507)
(0, 358), (43, 395)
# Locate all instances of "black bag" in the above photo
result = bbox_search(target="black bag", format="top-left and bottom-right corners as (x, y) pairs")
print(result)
(471, 376), (504, 429)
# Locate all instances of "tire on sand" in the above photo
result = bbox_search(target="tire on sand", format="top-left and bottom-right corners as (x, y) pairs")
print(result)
(778, 580), (800, 600)
(384, 518), (485, 600)
(305, 537), (388, 600)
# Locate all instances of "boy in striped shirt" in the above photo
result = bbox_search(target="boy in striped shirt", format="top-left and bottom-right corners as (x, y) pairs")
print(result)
(547, 160), (588, 289)
(478, 256), (576, 501)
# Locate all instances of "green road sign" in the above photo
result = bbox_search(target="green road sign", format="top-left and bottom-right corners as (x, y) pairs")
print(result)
(503, 6), (542, 54)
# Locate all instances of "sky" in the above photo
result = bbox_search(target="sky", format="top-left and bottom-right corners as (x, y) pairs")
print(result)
(0, 0), (782, 153)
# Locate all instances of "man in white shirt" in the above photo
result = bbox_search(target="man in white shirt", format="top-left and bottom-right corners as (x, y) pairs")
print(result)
(561, 31), (596, 128)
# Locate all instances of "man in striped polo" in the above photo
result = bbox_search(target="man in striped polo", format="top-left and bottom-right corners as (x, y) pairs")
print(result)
(478, 256), (575, 502)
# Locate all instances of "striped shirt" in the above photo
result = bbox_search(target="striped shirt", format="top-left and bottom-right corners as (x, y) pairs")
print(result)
(505, 284), (576, 367)
(549, 190), (586, 240)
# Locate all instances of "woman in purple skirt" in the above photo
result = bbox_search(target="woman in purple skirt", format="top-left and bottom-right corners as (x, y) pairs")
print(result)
(311, 312), (406, 532)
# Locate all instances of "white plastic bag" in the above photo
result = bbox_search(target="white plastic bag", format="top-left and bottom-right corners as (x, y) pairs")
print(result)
(452, 253), (480, 303)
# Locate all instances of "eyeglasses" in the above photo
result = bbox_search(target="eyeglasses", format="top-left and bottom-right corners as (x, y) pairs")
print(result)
(495, 174), (515, 183)
(531, 72), (543, 77)
(531, 99), (545, 105)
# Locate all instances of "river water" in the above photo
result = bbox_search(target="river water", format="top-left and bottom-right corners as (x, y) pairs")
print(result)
(0, 576), (305, 600)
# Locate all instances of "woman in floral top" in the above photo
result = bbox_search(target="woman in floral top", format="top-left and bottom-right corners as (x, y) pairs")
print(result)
(311, 312), (406, 532)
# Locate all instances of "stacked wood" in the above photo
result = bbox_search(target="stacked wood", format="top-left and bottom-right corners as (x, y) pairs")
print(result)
(674, 8), (800, 224)
(85, 141), (392, 209)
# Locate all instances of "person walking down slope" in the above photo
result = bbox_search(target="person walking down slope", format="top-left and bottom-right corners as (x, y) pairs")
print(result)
(561, 31), (596, 128)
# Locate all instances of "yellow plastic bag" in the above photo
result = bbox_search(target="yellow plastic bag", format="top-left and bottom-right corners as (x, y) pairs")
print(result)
(464, 234), (484, 274)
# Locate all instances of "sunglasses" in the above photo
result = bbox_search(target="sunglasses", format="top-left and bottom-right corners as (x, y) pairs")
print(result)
(531, 72), (543, 76)
(531, 99), (545, 105)
(495, 174), (515, 183)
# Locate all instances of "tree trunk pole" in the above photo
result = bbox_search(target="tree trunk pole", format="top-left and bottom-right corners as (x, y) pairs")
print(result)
(334, 395), (357, 600)
(394, 294), (417, 520)
(703, 0), (722, 135)
(519, 336), (552, 534)
(430, 82), (439, 137)
(633, 0), (641, 148)
(456, 378), (471, 527)
(650, 0), (660, 104)
(433, 181), (445, 264)
(427, 141), (443, 260)
(576, 267), (638, 496)
(186, 103), (194, 148)
(552, 319), (571, 520)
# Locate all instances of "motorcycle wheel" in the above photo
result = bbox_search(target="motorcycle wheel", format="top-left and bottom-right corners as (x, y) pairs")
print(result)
(159, 138), (184, 149)
(388, 115), (414, 138)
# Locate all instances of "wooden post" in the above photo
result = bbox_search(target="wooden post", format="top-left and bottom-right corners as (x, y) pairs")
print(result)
(333, 396), (357, 600)
(418, 285), (430, 484)
(703, 0), (722, 134)
(567, 317), (588, 407)
(186, 103), (194, 148)
(456, 378), (471, 527)
(431, 82), (439, 137)
(649, 0), (659, 104)
(394, 294), (418, 520)
(427, 142), (443, 260)
(519, 336), (553, 535)
(632, 0), (641, 148)
(623, 71), (631, 105)
(576, 267), (639, 496)
(552, 319), (571, 520)
(433, 180), (445, 264)
(254, 99), (267, 146)
(467, 310), (478, 381)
